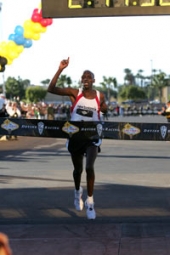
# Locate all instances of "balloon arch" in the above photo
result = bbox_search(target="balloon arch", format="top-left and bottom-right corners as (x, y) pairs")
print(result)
(0, 4), (53, 67)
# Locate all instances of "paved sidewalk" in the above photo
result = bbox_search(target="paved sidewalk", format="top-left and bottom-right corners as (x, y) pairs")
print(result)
(1, 222), (170, 255)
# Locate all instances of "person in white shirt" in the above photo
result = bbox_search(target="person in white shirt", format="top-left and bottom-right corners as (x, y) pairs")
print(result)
(6, 101), (21, 140)
(7, 101), (21, 118)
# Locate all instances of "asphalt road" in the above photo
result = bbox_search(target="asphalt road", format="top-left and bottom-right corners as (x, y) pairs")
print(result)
(0, 115), (170, 255)
(0, 115), (170, 223)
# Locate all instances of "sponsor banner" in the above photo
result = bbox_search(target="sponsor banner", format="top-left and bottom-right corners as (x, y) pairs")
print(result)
(0, 118), (170, 141)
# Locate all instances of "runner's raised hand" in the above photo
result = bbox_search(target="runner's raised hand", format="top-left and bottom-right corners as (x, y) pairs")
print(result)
(59, 57), (69, 70)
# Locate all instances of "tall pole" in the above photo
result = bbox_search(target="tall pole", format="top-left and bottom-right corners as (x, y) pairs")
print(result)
(150, 59), (153, 85)
(0, 2), (6, 97)
(150, 59), (155, 100)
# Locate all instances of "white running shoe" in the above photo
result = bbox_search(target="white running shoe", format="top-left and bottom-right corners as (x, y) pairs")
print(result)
(85, 200), (96, 220)
(74, 187), (84, 211)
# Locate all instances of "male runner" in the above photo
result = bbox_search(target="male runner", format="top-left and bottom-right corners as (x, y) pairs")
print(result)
(47, 57), (107, 219)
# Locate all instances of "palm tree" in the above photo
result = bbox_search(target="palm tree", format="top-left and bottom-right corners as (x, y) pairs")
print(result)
(66, 76), (72, 87)
(136, 69), (144, 87)
(57, 75), (72, 88)
(57, 75), (72, 103)
(124, 68), (135, 85)
(151, 69), (157, 86)
(152, 70), (167, 102)
(41, 79), (51, 86)
(100, 76), (117, 103)
(152, 69), (157, 76)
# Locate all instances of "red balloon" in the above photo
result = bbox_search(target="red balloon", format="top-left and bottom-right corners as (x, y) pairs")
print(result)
(47, 18), (53, 26)
(33, 8), (39, 14)
(39, 10), (42, 16)
(31, 13), (41, 23)
(41, 18), (53, 27)
(40, 19), (48, 27)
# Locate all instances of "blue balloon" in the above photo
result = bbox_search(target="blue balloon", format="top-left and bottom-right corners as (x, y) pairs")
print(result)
(14, 35), (25, 45)
(23, 39), (33, 48)
(14, 25), (24, 36)
(8, 34), (15, 41)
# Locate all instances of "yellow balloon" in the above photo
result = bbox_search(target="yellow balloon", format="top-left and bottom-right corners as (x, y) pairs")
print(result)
(7, 49), (19, 60)
(24, 30), (34, 39)
(32, 33), (41, 40)
(23, 20), (35, 39)
(23, 19), (33, 30)
(0, 41), (7, 48)
(2, 51), (12, 62)
(39, 24), (47, 33)
(16, 45), (24, 54)
(7, 58), (13, 65)
(7, 40), (16, 49)
(32, 22), (43, 33)
(25, 21), (39, 38)
(29, 20), (36, 31)
(6, 42), (21, 55)
(0, 47), (4, 56)
(0, 47), (8, 58)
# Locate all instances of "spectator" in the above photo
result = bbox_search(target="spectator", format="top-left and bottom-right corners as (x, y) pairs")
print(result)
(0, 104), (9, 117)
(0, 233), (12, 255)
(7, 102), (21, 118)
(0, 94), (6, 110)
(47, 103), (55, 120)
(158, 101), (170, 122)
(25, 104), (35, 119)
(6, 101), (21, 140)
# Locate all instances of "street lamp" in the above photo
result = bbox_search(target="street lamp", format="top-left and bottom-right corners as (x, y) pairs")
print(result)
(150, 59), (153, 84)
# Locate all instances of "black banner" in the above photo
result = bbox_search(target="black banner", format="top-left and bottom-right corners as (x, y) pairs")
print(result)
(0, 117), (170, 141)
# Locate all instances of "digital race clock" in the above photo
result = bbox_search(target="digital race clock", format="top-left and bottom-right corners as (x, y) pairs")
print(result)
(41, 0), (170, 18)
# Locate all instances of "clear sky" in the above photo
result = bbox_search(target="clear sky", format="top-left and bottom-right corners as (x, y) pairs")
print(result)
(0, 0), (170, 86)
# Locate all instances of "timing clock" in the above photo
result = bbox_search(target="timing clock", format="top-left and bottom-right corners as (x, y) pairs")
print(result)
(42, 0), (170, 18)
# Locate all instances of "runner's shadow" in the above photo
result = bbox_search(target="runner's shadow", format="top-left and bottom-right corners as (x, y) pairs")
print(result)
(0, 184), (170, 224)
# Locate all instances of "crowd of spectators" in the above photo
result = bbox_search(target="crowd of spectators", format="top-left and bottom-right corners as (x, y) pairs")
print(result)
(106, 101), (164, 118)
(0, 94), (165, 121)
(0, 95), (167, 140)
(0, 94), (71, 121)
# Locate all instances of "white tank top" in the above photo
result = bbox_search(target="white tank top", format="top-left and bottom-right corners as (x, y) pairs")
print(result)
(70, 88), (100, 121)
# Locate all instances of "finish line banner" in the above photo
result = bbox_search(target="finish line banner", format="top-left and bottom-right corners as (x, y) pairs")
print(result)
(0, 117), (170, 141)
